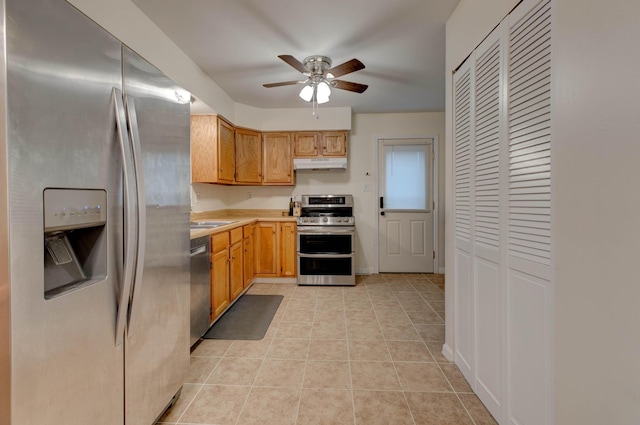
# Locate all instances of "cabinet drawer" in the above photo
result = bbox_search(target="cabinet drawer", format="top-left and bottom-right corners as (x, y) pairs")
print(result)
(211, 232), (229, 253)
(243, 224), (253, 238)
(230, 227), (243, 244)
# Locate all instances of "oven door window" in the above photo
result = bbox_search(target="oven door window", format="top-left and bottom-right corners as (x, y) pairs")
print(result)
(299, 256), (352, 276)
(299, 234), (352, 254)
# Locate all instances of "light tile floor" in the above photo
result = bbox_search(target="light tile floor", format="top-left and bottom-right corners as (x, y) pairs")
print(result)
(158, 273), (497, 425)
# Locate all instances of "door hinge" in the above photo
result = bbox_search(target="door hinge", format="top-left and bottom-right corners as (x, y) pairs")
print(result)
(433, 201), (435, 210)
(433, 251), (435, 260)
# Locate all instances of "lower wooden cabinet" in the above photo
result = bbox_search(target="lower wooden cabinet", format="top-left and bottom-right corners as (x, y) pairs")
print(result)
(208, 220), (296, 322)
(243, 224), (256, 288)
(210, 232), (230, 321)
(255, 221), (296, 277)
(279, 222), (297, 277)
(229, 227), (244, 300)
(255, 222), (278, 276)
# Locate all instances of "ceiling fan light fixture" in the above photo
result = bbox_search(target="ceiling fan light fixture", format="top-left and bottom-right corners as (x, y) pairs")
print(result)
(316, 81), (331, 104)
(299, 84), (314, 102)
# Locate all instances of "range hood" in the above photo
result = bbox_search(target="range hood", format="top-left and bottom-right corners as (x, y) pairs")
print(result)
(293, 157), (348, 171)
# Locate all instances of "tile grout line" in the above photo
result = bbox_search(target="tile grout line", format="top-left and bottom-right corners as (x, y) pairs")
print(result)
(291, 290), (315, 425)
(172, 342), (230, 425)
(385, 276), (420, 425)
(231, 318), (276, 425)
(347, 288), (358, 425)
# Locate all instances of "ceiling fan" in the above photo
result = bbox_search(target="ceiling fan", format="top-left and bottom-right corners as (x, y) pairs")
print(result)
(263, 55), (368, 104)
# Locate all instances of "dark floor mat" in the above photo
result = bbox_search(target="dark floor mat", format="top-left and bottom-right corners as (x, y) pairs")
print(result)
(203, 294), (283, 340)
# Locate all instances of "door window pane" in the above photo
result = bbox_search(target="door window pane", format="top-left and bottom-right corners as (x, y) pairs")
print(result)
(383, 144), (429, 209)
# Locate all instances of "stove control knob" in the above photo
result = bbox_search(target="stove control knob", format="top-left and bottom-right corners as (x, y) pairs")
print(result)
(337, 218), (342, 223)
(323, 217), (328, 223)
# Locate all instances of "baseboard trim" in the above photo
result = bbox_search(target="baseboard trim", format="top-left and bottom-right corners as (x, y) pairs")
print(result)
(355, 267), (375, 275)
(253, 277), (297, 284)
(442, 343), (454, 362)
(438, 266), (445, 274)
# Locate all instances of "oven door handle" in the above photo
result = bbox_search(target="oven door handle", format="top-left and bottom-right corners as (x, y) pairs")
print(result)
(297, 229), (354, 235)
(298, 253), (354, 258)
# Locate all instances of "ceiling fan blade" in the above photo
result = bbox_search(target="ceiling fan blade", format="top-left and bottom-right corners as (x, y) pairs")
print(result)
(333, 80), (368, 93)
(278, 55), (307, 73)
(263, 80), (301, 88)
(327, 59), (365, 78)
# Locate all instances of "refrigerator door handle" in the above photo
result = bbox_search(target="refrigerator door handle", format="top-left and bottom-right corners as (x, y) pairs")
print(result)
(112, 88), (137, 347)
(124, 94), (147, 338)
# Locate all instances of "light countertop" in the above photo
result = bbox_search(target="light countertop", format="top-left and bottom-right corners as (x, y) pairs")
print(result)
(189, 209), (297, 239)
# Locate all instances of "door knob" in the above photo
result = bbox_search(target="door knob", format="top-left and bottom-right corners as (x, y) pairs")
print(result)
(380, 211), (385, 216)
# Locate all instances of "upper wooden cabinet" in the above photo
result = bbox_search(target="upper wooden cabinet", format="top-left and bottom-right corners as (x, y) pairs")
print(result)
(217, 118), (236, 183)
(191, 114), (347, 185)
(321, 131), (348, 156)
(293, 131), (348, 158)
(191, 115), (235, 184)
(293, 132), (320, 157)
(262, 132), (294, 185)
(235, 128), (262, 184)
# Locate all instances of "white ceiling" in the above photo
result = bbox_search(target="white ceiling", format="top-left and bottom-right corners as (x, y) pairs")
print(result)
(131, 0), (460, 114)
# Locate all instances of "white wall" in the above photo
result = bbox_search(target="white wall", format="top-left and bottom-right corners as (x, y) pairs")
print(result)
(553, 0), (640, 423)
(192, 112), (445, 275)
(235, 103), (352, 131)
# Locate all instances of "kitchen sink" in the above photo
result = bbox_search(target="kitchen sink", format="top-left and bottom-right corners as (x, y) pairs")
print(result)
(189, 220), (236, 229)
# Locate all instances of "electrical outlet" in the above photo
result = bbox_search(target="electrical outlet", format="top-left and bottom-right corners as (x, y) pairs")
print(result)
(364, 183), (373, 192)
(247, 192), (252, 199)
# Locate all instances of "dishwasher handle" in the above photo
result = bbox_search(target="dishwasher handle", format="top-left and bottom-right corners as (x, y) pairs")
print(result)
(190, 245), (207, 257)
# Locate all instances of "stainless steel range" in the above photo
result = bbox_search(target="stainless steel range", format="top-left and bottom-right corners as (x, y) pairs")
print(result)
(296, 195), (355, 286)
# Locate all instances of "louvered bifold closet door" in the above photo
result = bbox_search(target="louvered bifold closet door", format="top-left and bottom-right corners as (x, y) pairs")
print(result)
(472, 21), (506, 423)
(453, 59), (474, 381)
(506, 0), (553, 425)
(508, 0), (552, 267)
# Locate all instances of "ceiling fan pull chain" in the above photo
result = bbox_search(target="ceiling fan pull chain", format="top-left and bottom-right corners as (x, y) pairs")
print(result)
(312, 86), (319, 118)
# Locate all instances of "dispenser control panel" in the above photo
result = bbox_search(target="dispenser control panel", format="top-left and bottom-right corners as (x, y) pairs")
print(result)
(44, 188), (107, 232)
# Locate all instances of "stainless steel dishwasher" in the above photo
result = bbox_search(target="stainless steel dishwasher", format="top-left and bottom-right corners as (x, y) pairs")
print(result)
(190, 236), (210, 346)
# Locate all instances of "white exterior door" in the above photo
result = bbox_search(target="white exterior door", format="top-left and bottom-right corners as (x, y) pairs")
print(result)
(378, 139), (434, 273)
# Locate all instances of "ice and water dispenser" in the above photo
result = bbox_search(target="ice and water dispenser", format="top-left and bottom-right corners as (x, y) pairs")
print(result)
(43, 188), (107, 299)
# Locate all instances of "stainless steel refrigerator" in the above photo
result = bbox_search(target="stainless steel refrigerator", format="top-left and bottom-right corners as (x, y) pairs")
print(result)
(0, 0), (191, 424)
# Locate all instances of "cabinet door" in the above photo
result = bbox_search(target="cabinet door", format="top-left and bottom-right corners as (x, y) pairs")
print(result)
(211, 248), (229, 320)
(229, 240), (244, 300)
(293, 132), (319, 157)
(243, 224), (255, 288)
(235, 128), (262, 184)
(243, 237), (253, 288)
(217, 117), (235, 183)
(255, 222), (278, 276)
(262, 133), (294, 185)
(322, 131), (347, 156)
(190, 115), (217, 183)
(279, 222), (297, 277)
